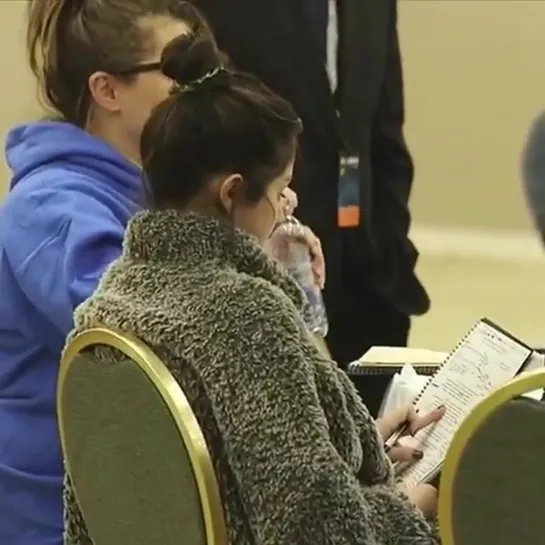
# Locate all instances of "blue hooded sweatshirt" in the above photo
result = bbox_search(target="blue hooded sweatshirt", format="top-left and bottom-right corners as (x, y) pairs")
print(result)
(0, 121), (145, 545)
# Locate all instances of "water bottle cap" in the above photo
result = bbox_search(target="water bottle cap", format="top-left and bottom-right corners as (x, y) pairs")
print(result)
(285, 215), (301, 226)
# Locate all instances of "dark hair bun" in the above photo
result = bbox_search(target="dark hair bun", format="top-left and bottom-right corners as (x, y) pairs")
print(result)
(161, 32), (221, 86)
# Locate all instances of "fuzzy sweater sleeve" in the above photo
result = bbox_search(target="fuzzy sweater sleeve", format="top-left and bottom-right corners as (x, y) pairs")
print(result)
(311, 354), (395, 486)
(202, 278), (438, 545)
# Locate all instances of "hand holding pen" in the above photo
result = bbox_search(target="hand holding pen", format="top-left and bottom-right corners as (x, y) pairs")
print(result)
(376, 404), (446, 464)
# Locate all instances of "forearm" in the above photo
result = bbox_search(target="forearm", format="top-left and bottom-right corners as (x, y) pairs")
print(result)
(332, 364), (394, 485)
(362, 485), (440, 544)
(301, 345), (394, 486)
(203, 279), (434, 543)
(230, 445), (436, 545)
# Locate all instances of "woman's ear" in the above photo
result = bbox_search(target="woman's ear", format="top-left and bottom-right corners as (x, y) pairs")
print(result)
(218, 173), (245, 216)
(88, 71), (122, 113)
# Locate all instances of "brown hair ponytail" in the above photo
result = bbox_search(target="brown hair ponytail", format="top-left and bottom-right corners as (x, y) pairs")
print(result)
(141, 31), (302, 208)
(25, 0), (208, 126)
(27, 0), (80, 120)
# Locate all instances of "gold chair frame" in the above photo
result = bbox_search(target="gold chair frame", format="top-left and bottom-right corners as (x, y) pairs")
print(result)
(57, 327), (228, 545)
(439, 368), (545, 545)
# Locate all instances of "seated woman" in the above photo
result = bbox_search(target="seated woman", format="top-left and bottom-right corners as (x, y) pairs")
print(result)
(67, 31), (442, 544)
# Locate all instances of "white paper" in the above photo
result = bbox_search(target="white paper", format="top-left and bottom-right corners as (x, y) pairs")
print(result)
(359, 346), (447, 366)
(379, 364), (430, 417)
(400, 320), (533, 488)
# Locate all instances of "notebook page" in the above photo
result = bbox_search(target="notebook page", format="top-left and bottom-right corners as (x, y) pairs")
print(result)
(400, 320), (532, 488)
(357, 347), (447, 366)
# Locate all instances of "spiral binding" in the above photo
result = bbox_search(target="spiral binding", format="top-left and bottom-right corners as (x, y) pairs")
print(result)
(382, 320), (483, 452)
(411, 317), (534, 406)
(346, 363), (440, 376)
(396, 318), (533, 486)
(347, 318), (508, 389)
(410, 320), (482, 406)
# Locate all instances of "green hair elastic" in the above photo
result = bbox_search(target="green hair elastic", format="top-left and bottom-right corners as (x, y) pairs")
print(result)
(175, 66), (225, 93)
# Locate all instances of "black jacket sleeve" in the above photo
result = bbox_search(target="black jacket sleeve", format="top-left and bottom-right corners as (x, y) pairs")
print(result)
(367, 0), (429, 315)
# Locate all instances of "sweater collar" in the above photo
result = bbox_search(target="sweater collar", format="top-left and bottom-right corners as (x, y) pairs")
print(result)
(124, 210), (305, 310)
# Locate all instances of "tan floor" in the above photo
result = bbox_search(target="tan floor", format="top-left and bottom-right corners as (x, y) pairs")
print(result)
(409, 256), (545, 351)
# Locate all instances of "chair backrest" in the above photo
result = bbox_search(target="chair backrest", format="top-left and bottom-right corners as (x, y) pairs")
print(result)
(58, 328), (227, 545)
(439, 369), (545, 545)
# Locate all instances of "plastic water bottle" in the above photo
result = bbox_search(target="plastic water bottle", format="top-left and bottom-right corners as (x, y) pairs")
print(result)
(269, 216), (329, 337)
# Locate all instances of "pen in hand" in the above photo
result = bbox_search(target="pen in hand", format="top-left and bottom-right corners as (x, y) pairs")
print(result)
(384, 423), (410, 453)
(381, 405), (445, 462)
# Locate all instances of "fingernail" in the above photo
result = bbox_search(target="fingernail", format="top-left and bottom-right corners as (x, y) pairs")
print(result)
(412, 450), (424, 460)
(437, 405), (446, 410)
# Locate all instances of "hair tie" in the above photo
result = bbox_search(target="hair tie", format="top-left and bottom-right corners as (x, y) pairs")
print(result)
(175, 66), (229, 93)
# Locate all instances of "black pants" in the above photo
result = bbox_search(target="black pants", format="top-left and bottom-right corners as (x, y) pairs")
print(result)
(324, 252), (411, 417)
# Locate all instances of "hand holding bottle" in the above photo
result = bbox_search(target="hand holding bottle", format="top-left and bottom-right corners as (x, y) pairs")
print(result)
(268, 216), (328, 336)
(277, 189), (325, 289)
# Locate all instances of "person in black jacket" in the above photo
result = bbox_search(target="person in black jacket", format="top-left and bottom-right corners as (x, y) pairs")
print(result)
(192, 0), (429, 414)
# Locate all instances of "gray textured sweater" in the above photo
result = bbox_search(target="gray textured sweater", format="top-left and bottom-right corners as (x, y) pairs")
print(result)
(66, 210), (439, 545)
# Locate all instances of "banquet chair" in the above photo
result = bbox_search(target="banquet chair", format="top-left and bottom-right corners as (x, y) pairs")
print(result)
(57, 327), (227, 545)
(439, 369), (545, 545)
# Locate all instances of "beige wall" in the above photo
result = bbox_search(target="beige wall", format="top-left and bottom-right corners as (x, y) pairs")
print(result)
(0, 1), (40, 196)
(0, 0), (544, 234)
(402, 0), (544, 232)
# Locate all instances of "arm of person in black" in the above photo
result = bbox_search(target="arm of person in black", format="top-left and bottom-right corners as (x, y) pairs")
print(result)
(370, 0), (429, 315)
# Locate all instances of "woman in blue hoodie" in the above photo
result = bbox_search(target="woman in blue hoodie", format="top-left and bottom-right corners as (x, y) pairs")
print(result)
(0, 2), (217, 544)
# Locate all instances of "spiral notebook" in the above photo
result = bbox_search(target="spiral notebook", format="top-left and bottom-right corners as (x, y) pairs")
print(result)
(348, 347), (447, 376)
(393, 318), (534, 488)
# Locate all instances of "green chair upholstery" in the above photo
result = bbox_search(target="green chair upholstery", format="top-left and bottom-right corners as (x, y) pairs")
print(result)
(439, 370), (545, 545)
(57, 328), (227, 545)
